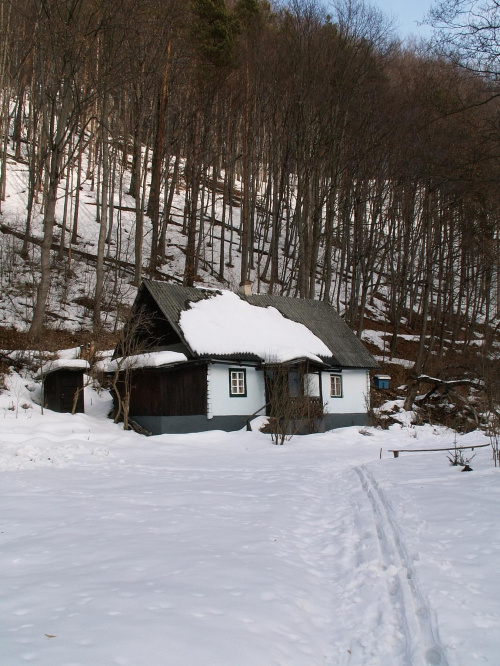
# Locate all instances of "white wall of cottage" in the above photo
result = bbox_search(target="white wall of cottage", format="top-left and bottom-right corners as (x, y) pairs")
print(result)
(207, 364), (266, 419)
(207, 364), (369, 419)
(322, 369), (369, 414)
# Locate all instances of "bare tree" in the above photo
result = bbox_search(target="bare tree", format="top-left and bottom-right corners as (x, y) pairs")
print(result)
(108, 306), (159, 430)
(428, 0), (500, 78)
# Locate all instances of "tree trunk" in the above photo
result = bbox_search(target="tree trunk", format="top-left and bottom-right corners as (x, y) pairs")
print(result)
(29, 80), (73, 339)
(147, 43), (170, 275)
(94, 93), (110, 331)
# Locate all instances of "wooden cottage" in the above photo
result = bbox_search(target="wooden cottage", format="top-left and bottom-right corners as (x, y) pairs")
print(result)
(110, 280), (378, 434)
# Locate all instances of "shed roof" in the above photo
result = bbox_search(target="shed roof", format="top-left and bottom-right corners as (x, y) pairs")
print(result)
(36, 359), (90, 380)
(138, 280), (378, 369)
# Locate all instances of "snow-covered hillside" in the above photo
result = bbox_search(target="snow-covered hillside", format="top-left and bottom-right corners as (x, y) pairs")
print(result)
(0, 144), (380, 334)
(0, 371), (498, 665)
(0, 152), (218, 331)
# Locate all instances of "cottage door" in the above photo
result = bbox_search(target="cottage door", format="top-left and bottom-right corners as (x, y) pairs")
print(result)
(60, 375), (80, 412)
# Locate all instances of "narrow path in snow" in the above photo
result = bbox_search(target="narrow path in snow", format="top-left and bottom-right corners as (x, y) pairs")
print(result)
(353, 465), (448, 666)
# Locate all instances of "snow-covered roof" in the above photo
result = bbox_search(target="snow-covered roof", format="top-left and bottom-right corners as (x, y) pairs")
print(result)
(131, 281), (378, 368)
(179, 291), (330, 364)
(106, 351), (187, 373)
(38, 358), (90, 378)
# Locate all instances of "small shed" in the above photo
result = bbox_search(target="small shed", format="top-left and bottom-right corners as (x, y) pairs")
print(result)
(373, 374), (390, 390)
(38, 359), (89, 413)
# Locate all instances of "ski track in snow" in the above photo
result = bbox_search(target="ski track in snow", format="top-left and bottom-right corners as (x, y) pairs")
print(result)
(353, 465), (448, 666)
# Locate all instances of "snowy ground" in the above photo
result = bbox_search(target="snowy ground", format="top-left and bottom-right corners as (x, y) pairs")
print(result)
(0, 375), (499, 665)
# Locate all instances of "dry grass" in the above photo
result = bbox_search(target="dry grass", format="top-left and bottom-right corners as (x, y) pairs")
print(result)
(0, 325), (117, 354)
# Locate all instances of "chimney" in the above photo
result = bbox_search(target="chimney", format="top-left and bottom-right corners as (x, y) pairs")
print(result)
(239, 280), (253, 296)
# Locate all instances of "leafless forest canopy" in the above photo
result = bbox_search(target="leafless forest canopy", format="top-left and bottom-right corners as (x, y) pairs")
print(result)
(1, 0), (500, 375)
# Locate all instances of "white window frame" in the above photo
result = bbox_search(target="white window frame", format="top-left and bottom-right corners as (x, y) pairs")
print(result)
(330, 374), (343, 398)
(229, 369), (247, 397)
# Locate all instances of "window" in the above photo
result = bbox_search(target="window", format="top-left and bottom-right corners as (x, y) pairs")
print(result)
(305, 373), (321, 397)
(330, 374), (342, 398)
(288, 370), (299, 398)
(229, 369), (247, 397)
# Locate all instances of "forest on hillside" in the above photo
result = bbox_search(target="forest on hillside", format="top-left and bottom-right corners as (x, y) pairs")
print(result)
(1, 0), (500, 384)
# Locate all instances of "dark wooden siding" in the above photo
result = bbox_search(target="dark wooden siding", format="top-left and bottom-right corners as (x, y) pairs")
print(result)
(43, 370), (85, 413)
(127, 371), (163, 416)
(128, 364), (207, 416)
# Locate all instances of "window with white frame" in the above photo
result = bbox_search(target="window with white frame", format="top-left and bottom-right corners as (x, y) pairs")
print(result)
(229, 369), (247, 397)
(330, 374), (342, 398)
